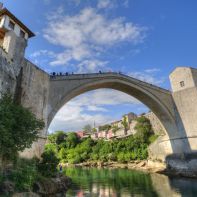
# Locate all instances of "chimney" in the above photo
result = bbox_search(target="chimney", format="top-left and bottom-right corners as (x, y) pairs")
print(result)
(0, 3), (3, 10)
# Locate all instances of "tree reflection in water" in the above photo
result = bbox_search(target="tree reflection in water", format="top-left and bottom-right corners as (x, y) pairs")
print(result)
(64, 167), (158, 197)
(64, 167), (197, 197)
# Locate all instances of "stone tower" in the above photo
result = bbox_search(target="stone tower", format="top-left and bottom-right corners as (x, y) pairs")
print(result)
(169, 67), (197, 152)
(0, 5), (35, 64)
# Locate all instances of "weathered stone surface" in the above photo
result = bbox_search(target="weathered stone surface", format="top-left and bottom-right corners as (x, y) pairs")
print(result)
(33, 176), (71, 195)
(150, 173), (181, 197)
(144, 111), (166, 135)
(0, 180), (15, 194)
(165, 153), (197, 177)
(0, 48), (19, 97)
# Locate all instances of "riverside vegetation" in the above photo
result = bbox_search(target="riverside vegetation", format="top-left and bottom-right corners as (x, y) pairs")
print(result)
(0, 93), (70, 195)
(46, 116), (158, 165)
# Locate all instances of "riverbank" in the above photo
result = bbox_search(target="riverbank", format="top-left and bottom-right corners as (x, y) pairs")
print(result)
(63, 160), (166, 173)
(62, 159), (197, 179)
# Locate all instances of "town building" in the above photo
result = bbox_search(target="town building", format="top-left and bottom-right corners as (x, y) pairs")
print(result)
(122, 112), (137, 124)
(111, 120), (122, 129)
(76, 131), (90, 139)
(89, 111), (165, 140)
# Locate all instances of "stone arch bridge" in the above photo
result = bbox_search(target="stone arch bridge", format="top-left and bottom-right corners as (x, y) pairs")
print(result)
(48, 72), (176, 139)
(13, 64), (197, 161)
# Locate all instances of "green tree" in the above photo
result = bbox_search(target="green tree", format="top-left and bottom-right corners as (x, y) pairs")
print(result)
(47, 131), (67, 144)
(83, 124), (92, 133)
(66, 132), (79, 148)
(92, 128), (97, 133)
(121, 116), (128, 135)
(134, 116), (152, 143)
(99, 124), (111, 131)
(0, 93), (44, 169)
(38, 149), (59, 177)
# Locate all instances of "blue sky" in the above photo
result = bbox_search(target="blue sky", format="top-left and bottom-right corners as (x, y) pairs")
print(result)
(3, 0), (197, 132)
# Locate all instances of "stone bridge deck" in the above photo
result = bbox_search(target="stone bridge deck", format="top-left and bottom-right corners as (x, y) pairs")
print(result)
(49, 72), (171, 94)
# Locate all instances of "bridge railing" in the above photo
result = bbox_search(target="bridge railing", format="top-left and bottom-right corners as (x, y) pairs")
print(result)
(49, 71), (121, 78)
(49, 71), (170, 92)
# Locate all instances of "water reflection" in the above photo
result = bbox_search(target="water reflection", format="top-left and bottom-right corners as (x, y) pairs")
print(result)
(64, 167), (197, 197)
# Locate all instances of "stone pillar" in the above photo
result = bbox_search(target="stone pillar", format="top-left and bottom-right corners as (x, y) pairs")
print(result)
(169, 67), (197, 153)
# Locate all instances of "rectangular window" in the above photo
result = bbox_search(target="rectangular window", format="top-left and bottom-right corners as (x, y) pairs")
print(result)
(8, 20), (15, 30)
(20, 30), (25, 38)
(180, 81), (185, 87)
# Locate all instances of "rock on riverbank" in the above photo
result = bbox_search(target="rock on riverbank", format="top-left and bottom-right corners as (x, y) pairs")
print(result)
(0, 175), (72, 196)
(33, 175), (72, 196)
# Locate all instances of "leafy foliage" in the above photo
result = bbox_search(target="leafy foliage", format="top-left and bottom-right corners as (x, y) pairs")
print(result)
(112, 125), (119, 134)
(9, 158), (39, 191)
(0, 93), (44, 165)
(0, 93), (59, 193)
(48, 131), (66, 144)
(46, 116), (156, 164)
(0, 158), (41, 192)
(134, 116), (152, 143)
(121, 116), (128, 135)
(38, 148), (59, 177)
(83, 124), (92, 133)
(99, 124), (111, 131)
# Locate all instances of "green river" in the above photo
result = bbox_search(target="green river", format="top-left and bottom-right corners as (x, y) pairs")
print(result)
(63, 167), (197, 197)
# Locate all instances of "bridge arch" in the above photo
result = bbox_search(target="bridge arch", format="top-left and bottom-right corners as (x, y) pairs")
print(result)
(48, 73), (178, 140)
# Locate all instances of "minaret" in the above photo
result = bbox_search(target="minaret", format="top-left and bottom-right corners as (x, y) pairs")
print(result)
(0, 3), (35, 63)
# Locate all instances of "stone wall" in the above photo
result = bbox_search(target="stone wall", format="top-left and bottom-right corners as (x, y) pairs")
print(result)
(0, 47), (50, 158)
(144, 112), (166, 136)
(18, 59), (50, 158)
(0, 48), (20, 97)
(170, 67), (197, 152)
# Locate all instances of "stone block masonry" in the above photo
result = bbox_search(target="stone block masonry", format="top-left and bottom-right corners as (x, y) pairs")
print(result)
(0, 47), (50, 158)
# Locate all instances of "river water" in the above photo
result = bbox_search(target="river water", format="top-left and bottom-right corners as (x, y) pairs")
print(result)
(63, 167), (197, 197)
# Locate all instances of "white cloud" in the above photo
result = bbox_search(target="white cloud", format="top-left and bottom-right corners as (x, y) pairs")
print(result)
(97, 0), (115, 9)
(73, 89), (140, 106)
(30, 50), (55, 58)
(144, 68), (160, 73)
(87, 105), (108, 112)
(48, 89), (142, 132)
(128, 69), (165, 85)
(122, 0), (129, 8)
(43, 7), (145, 68)
(76, 59), (108, 73)
(48, 99), (113, 132)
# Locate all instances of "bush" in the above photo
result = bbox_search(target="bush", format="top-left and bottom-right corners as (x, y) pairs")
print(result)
(130, 151), (137, 160)
(0, 93), (44, 168)
(148, 135), (158, 144)
(46, 120), (157, 165)
(7, 158), (39, 192)
(117, 153), (126, 163)
(38, 149), (59, 177)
